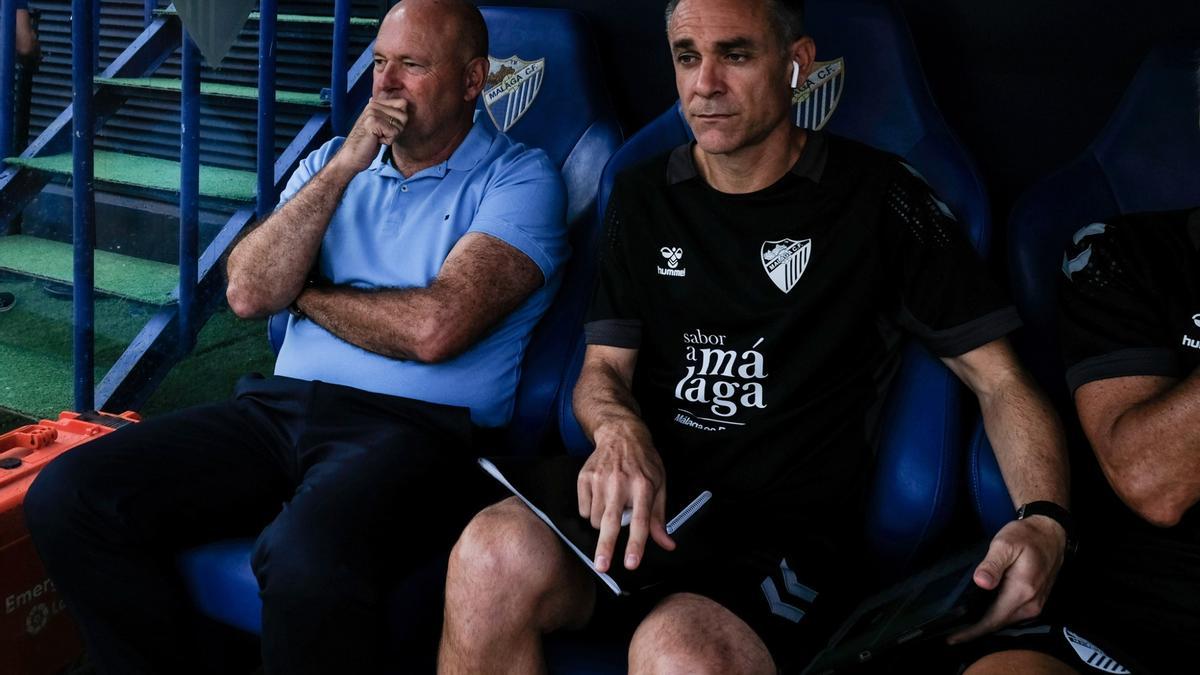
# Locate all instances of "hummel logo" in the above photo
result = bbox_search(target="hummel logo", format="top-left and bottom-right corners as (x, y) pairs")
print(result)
(1183, 335), (1200, 350)
(1192, 313), (1200, 328)
(657, 246), (686, 278)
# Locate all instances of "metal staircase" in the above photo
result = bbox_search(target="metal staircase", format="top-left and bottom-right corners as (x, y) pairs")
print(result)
(0, 0), (382, 419)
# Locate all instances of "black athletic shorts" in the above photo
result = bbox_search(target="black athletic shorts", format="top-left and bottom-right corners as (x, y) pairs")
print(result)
(947, 541), (1198, 675)
(952, 621), (1134, 674)
(585, 523), (864, 672)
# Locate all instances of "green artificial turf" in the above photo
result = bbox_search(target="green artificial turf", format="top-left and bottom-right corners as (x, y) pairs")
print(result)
(4, 151), (257, 202)
(0, 277), (274, 423)
(0, 235), (179, 305)
(95, 77), (328, 107)
(140, 308), (276, 418)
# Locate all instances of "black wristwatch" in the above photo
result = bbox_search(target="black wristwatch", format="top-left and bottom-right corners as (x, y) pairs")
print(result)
(1016, 500), (1078, 557)
(288, 275), (323, 320)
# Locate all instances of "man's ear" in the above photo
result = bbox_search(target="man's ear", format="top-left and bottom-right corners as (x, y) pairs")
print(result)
(789, 36), (817, 83)
(464, 56), (489, 101)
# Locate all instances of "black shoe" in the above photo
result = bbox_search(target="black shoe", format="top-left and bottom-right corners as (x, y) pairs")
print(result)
(0, 292), (15, 312)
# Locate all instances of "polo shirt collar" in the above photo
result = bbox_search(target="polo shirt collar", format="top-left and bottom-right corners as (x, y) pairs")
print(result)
(446, 122), (494, 172)
(366, 122), (495, 177)
(666, 130), (828, 186)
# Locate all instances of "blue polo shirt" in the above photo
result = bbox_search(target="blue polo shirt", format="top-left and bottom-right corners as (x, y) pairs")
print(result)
(272, 123), (568, 427)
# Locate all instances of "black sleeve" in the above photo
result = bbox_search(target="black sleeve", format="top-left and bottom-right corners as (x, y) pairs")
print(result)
(583, 177), (642, 348)
(1059, 221), (1184, 393)
(884, 161), (1022, 357)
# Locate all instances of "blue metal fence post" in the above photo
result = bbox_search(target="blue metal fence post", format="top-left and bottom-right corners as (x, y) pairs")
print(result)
(257, 0), (278, 218)
(332, 0), (350, 136)
(93, 0), (101, 71)
(0, 0), (16, 171)
(179, 30), (200, 352)
(72, 0), (97, 411)
(144, 0), (154, 27)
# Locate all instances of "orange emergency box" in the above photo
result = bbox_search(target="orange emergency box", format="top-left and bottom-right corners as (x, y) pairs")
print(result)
(0, 410), (139, 674)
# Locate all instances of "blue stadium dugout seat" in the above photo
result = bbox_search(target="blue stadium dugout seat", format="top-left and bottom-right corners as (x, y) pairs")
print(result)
(969, 42), (1200, 535)
(178, 6), (622, 666)
(548, 0), (995, 670)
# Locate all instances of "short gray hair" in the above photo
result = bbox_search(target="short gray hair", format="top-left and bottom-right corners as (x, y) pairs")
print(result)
(664, 0), (805, 49)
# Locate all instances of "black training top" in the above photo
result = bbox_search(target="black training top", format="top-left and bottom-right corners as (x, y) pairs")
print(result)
(1059, 208), (1200, 535)
(1060, 209), (1200, 391)
(584, 132), (1019, 532)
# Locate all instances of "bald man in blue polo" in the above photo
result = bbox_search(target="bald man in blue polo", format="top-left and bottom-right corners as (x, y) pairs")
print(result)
(24, 2), (567, 674)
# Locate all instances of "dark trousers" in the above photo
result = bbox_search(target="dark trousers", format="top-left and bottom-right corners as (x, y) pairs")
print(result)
(25, 375), (496, 675)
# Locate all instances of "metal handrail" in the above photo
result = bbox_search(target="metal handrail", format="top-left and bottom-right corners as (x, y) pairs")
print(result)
(332, 0), (349, 136)
(27, 0), (350, 409)
(92, 0), (100, 71)
(257, 0), (277, 218)
(179, 28), (199, 351)
(0, 0), (16, 172)
(72, 0), (98, 411)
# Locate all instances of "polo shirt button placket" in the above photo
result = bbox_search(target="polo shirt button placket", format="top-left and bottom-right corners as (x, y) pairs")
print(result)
(400, 184), (409, 192)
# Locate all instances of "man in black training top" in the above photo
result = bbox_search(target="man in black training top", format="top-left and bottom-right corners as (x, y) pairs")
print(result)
(439, 0), (1074, 672)
(965, 208), (1200, 675)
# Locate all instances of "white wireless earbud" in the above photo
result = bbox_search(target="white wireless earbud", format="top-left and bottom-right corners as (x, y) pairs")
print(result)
(790, 61), (801, 88)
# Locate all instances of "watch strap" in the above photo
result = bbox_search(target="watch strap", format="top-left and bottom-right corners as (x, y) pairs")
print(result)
(1017, 500), (1078, 556)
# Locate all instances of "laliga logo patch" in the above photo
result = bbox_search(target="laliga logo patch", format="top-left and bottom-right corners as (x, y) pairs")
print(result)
(483, 55), (545, 133)
(792, 58), (844, 131)
(761, 239), (811, 294)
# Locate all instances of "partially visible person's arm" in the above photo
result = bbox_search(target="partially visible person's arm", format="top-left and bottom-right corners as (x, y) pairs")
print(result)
(1056, 217), (1198, 527)
(573, 345), (675, 574)
(946, 339), (1071, 509)
(15, 8), (38, 57)
(874, 159), (1070, 643)
(295, 232), (543, 363)
(225, 97), (409, 317)
(944, 338), (1070, 644)
(1075, 370), (1199, 527)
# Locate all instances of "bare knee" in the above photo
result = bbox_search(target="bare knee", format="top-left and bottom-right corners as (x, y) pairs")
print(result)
(629, 593), (775, 675)
(448, 498), (561, 598)
(964, 650), (1079, 675)
(445, 497), (592, 629)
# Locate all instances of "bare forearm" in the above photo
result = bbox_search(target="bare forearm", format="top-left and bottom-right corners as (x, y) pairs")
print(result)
(982, 372), (1070, 508)
(294, 233), (543, 363)
(296, 285), (440, 362)
(225, 161), (357, 317)
(1104, 370), (1200, 521)
(574, 359), (646, 444)
(16, 11), (38, 56)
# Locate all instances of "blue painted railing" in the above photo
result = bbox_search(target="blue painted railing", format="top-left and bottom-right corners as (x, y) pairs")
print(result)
(12, 0), (363, 411)
(93, 0), (101, 72)
(179, 29), (200, 351)
(0, 0), (16, 172)
(332, 0), (350, 135)
(257, 0), (278, 218)
(73, 0), (98, 410)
